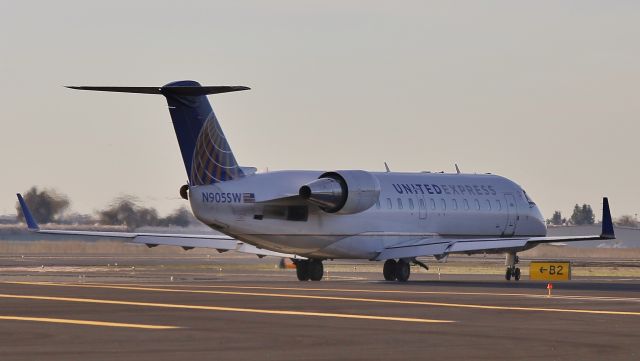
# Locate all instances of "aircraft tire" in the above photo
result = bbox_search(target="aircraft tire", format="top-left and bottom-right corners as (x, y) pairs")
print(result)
(514, 267), (521, 281)
(309, 260), (324, 281)
(296, 261), (310, 281)
(505, 268), (512, 281)
(395, 260), (410, 282)
(383, 259), (397, 281)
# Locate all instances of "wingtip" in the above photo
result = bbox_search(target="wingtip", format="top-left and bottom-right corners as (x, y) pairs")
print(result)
(16, 193), (39, 231)
(601, 197), (615, 239)
(66, 86), (90, 91)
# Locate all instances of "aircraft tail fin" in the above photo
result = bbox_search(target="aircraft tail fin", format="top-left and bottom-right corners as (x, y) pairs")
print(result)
(68, 81), (249, 185)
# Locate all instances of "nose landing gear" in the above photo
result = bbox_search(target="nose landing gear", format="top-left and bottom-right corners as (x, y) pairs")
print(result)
(505, 252), (521, 281)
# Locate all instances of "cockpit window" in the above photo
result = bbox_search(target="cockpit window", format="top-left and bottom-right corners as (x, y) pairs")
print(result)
(523, 190), (535, 206)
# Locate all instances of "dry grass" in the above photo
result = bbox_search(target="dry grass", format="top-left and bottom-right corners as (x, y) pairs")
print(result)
(521, 244), (640, 259)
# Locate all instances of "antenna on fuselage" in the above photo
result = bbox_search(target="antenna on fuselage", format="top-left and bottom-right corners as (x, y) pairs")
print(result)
(384, 162), (391, 172)
(455, 164), (461, 174)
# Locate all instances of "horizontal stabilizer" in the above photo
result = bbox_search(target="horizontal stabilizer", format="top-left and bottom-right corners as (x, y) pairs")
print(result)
(66, 85), (250, 96)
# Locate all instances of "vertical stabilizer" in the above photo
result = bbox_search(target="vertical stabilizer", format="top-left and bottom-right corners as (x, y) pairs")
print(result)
(162, 81), (245, 185)
(68, 81), (249, 185)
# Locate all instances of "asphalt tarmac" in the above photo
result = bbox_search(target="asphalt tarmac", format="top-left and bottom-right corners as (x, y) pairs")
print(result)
(0, 255), (638, 361)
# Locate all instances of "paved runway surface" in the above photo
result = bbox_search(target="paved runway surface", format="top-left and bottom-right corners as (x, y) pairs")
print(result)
(0, 255), (638, 360)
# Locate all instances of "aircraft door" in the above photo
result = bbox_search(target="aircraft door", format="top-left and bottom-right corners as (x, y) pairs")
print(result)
(503, 193), (518, 236)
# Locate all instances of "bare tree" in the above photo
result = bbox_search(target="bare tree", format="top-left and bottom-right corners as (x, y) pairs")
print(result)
(615, 215), (638, 228)
(158, 207), (196, 227)
(98, 196), (159, 230)
(98, 197), (195, 229)
(15, 187), (70, 224)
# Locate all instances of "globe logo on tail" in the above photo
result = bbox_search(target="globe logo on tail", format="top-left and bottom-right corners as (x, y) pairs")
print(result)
(190, 113), (244, 185)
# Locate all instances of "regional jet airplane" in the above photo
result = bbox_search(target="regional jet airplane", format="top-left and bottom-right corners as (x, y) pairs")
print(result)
(17, 81), (615, 282)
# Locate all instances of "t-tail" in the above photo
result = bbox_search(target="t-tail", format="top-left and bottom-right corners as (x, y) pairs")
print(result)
(67, 81), (248, 185)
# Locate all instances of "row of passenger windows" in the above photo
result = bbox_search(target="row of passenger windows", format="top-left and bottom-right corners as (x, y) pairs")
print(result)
(376, 197), (503, 212)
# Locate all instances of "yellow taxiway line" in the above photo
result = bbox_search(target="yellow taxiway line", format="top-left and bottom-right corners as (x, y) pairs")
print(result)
(4, 281), (640, 317)
(0, 315), (178, 329)
(0, 293), (452, 324)
(31, 281), (640, 303)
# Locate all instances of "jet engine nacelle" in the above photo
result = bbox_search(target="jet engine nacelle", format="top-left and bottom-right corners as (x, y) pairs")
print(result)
(299, 170), (381, 214)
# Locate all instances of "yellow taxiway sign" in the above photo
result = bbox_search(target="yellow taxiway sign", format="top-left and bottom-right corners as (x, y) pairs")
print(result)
(529, 261), (571, 281)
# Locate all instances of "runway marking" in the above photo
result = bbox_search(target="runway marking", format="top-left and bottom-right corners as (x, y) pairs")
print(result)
(4, 281), (640, 317)
(0, 293), (452, 324)
(14, 281), (638, 303)
(0, 315), (179, 329)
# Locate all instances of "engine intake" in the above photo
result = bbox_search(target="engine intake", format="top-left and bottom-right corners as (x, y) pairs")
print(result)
(299, 170), (380, 214)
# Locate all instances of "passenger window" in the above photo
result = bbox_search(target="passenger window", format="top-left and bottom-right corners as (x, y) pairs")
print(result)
(495, 199), (502, 211)
(419, 198), (426, 210)
(452, 199), (458, 210)
(475, 199), (480, 210)
(440, 199), (446, 211)
(408, 198), (414, 210)
(486, 199), (492, 210)
(463, 199), (470, 210)
(397, 198), (403, 209)
(523, 190), (536, 205)
(430, 198), (436, 210)
(387, 198), (393, 209)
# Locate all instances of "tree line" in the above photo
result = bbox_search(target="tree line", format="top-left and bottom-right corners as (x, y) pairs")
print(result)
(15, 187), (197, 230)
(547, 203), (638, 227)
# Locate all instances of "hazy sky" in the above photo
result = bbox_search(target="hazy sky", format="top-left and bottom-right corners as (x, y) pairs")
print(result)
(1, 1), (638, 220)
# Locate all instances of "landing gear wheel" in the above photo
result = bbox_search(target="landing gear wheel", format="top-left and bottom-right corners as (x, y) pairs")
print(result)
(296, 261), (310, 281)
(309, 260), (324, 281)
(383, 259), (397, 281)
(505, 252), (519, 282)
(395, 260), (411, 282)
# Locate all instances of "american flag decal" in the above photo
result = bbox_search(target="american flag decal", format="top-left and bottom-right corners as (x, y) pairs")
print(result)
(242, 193), (256, 203)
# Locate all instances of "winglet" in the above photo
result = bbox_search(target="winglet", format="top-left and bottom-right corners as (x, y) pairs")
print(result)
(16, 194), (39, 230)
(600, 197), (615, 239)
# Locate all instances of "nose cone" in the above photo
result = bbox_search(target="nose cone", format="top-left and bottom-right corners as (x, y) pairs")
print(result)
(530, 206), (547, 236)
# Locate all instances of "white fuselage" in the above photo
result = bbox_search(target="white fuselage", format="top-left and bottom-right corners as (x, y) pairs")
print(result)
(189, 171), (547, 259)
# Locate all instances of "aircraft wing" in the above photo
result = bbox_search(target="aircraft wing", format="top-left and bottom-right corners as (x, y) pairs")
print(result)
(16, 194), (301, 259)
(375, 198), (615, 261)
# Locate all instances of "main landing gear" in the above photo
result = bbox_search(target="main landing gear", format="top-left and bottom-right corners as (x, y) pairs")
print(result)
(505, 252), (521, 281)
(295, 259), (324, 281)
(383, 259), (412, 282)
